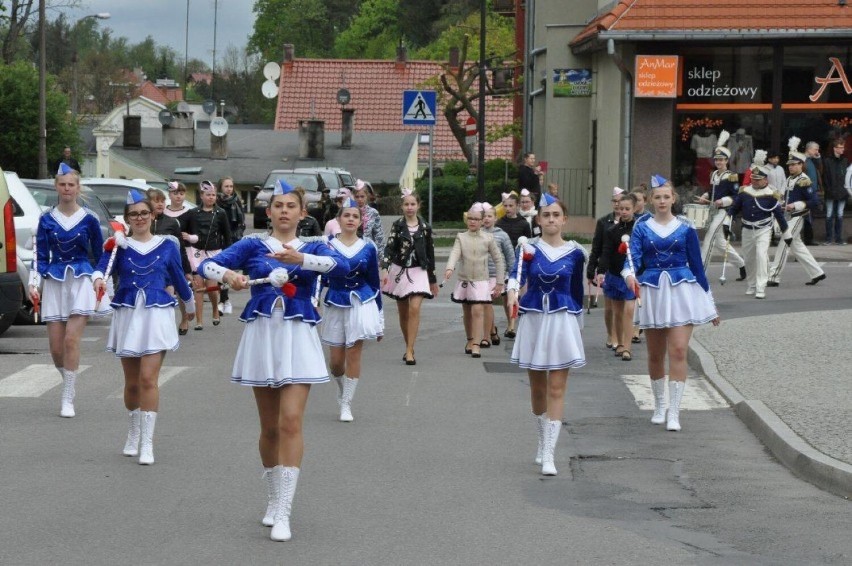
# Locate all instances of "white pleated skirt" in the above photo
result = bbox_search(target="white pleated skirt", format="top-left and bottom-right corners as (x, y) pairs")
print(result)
(634, 273), (717, 329)
(320, 297), (383, 348)
(106, 293), (179, 357)
(510, 310), (586, 371)
(41, 270), (112, 322)
(232, 308), (329, 387)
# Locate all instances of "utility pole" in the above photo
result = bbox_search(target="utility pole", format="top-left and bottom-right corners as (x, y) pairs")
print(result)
(476, 0), (487, 202)
(38, 0), (47, 178)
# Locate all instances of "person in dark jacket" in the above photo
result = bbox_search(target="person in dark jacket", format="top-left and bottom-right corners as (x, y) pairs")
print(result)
(216, 177), (245, 315)
(496, 192), (531, 338)
(518, 152), (543, 198)
(821, 138), (849, 245)
(184, 181), (232, 329)
(587, 187), (622, 349)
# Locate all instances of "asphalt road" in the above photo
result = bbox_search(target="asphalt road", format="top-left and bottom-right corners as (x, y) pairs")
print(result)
(0, 253), (850, 565)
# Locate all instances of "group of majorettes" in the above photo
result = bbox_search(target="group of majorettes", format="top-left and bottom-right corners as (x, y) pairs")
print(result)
(28, 167), (718, 542)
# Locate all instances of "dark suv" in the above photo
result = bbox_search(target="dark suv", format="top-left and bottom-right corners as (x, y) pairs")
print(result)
(253, 169), (329, 229)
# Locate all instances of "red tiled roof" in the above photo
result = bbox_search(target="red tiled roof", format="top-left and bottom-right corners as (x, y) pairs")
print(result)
(136, 81), (183, 106)
(274, 59), (515, 162)
(571, 1), (852, 48)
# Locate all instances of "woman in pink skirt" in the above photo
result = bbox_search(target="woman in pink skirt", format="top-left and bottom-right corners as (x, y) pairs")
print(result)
(381, 189), (438, 365)
(444, 203), (505, 358)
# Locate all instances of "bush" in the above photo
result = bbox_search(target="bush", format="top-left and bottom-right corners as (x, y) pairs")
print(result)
(415, 175), (475, 222)
(484, 158), (518, 182)
(442, 160), (471, 177)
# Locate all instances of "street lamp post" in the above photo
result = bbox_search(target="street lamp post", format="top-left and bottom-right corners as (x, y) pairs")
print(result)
(38, 0), (47, 178)
(476, 0), (487, 202)
(72, 12), (110, 120)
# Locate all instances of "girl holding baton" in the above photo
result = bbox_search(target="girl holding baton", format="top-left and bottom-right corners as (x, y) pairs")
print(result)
(507, 194), (587, 476)
(624, 177), (719, 432)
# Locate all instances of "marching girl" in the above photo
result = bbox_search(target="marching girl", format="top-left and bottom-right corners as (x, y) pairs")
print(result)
(217, 176), (246, 316)
(381, 189), (439, 366)
(353, 179), (385, 259)
(28, 164), (111, 418)
(319, 193), (384, 422)
(597, 193), (638, 361)
(496, 191), (531, 339)
(518, 189), (541, 237)
(163, 181), (193, 334)
(444, 203), (505, 358)
(184, 180), (232, 330)
(481, 203), (514, 346)
(93, 191), (195, 465)
(507, 194), (587, 476)
(624, 179), (719, 432)
(198, 179), (348, 542)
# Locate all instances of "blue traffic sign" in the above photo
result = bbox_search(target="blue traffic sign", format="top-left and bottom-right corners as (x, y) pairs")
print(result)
(402, 90), (437, 126)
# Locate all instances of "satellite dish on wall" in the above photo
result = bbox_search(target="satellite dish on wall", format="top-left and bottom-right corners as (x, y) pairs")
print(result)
(263, 62), (281, 81)
(210, 117), (229, 137)
(262, 80), (279, 99)
(202, 99), (216, 115)
(158, 110), (174, 126)
(176, 101), (191, 113)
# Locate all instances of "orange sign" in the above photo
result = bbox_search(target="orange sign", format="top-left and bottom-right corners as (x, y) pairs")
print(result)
(635, 56), (680, 98)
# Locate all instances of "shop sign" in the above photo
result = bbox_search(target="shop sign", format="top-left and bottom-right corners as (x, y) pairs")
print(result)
(634, 55), (679, 98)
(553, 68), (592, 97)
(680, 61), (760, 102)
(810, 57), (852, 102)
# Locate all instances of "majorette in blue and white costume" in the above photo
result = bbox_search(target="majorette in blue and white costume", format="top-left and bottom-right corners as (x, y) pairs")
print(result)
(624, 186), (717, 329)
(320, 194), (384, 348)
(93, 191), (196, 357)
(32, 164), (112, 322)
(198, 180), (349, 388)
(509, 194), (588, 371)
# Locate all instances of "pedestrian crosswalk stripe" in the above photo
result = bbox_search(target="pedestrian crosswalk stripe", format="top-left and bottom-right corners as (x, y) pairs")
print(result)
(0, 364), (90, 398)
(107, 366), (191, 398)
(620, 374), (729, 411)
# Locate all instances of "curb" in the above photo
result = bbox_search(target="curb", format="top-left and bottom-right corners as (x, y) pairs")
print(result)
(688, 340), (852, 499)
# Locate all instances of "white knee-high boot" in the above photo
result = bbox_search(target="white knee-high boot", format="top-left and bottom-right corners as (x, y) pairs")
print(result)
(667, 381), (686, 431)
(339, 377), (358, 422)
(270, 466), (300, 541)
(534, 413), (546, 465)
(261, 465), (281, 527)
(541, 419), (561, 476)
(123, 409), (141, 456)
(60, 369), (77, 418)
(650, 378), (667, 425)
(333, 375), (344, 406)
(138, 411), (157, 465)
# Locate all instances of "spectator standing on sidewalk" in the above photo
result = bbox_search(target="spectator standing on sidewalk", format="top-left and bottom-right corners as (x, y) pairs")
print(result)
(802, 141), (823, 245)
(821, 138), (849, 245)
(518, 152), (543, 199)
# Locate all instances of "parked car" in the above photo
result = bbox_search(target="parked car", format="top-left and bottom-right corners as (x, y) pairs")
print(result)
(5, 172), (44, 317)
(14, 178), (118, 324)
(0, 168), (23, 336)
(253, 169), (329, 229)
(79, 177), (151, 228)
(314, 167), (355, 194)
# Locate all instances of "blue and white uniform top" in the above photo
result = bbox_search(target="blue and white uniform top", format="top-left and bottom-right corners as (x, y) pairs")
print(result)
(623, 216), (710, 292)
(198, 233), (349, 324)
(726, 185), (789, 231)
(507, 238), (587, 315)
(33, 207), (104, 283)
(322, 236), (383, 310)
(707, 169), (740, 207)
(93, 235), (194, 309)
(783, 172), (819, 216)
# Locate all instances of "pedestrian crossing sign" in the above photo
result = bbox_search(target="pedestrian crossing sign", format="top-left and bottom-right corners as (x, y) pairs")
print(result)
(403, 90), (437, 125)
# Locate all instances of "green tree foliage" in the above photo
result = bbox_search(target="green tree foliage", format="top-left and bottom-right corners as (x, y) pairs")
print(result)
(0, 61), (78, 178)
(248, 0), (333, 60)
(413, 10), (514, 61)
(333, 0), (400, 59)
(398, 0), (479, 49)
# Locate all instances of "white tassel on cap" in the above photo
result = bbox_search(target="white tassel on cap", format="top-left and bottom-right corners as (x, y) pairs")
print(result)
(753, 149), (767, 167)
(788, 136), (801, 153)
(716, 129), (730, 150)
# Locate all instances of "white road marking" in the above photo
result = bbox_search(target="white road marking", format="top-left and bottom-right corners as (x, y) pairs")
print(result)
(405, 371), (418, 407)
(621, 374), (729, 411)
(0, 365), (91, 398)
(81, 337), (100, 342)
(107, 366), (191, 398)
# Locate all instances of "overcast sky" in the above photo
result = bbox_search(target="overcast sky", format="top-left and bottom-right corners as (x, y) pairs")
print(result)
(66, 0), (255, 68)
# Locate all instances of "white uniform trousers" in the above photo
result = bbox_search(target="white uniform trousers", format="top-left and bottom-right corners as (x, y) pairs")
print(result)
(768, 215), (824, 284)
(740, 224), (772, 293)
(701, 208), (745, 272)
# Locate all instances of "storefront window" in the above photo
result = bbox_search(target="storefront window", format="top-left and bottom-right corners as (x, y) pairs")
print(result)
(674, 113), (771, 193)
(678, 46), (774, 105)
(783, 46), (852, 104)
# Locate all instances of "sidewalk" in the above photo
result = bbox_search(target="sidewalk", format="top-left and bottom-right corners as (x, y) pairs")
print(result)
(433, 234), (852, 498)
